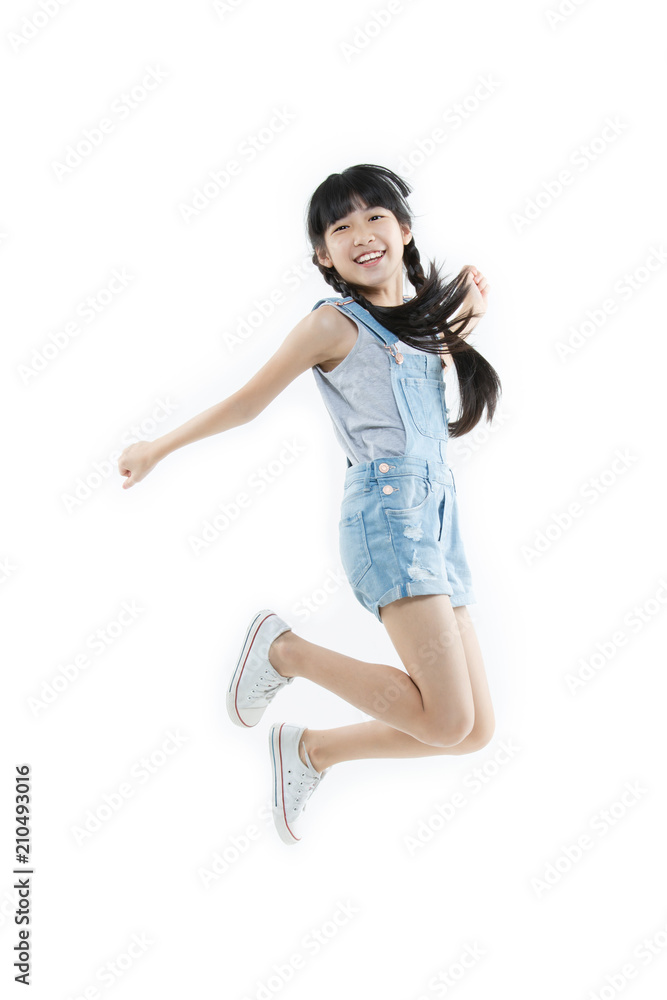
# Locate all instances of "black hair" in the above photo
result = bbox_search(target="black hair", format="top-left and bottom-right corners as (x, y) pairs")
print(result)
(306, 163), (501, 437)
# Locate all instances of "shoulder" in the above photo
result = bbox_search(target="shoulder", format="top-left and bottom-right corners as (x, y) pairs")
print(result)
(309, 297), (359, 339)
(310, 296), (346, 325)
(307, 298), (361, 370)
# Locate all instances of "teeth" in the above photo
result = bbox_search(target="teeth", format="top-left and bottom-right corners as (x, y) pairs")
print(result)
(356, 250), (384, 263)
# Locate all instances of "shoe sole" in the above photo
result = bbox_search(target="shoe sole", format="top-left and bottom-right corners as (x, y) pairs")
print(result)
(268, 723), (300, 845)
(227, 610), (277, 728)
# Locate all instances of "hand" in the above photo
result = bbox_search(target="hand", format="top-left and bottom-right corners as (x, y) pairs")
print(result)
(462, 265), (491, 317)
(118, 440), (159, 489)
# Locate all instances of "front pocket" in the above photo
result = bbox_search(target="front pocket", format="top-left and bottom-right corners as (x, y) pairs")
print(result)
(338, 510), (372, 587)
(399, 376), (448, 440)
(382, 474), (432, 515)
(340, 482), (368, 507)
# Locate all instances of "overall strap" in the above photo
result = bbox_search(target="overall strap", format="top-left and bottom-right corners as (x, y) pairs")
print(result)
(311, 297), (338, 311)
(346, 296), (447, 371)
(336, 298), (399, 349)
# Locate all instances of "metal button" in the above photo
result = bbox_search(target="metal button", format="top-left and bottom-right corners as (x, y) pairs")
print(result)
(382, 485), (394, 495)
(379, 463), (389, 473)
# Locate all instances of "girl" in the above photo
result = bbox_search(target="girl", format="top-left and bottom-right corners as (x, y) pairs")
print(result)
(118, 163), (501, 846)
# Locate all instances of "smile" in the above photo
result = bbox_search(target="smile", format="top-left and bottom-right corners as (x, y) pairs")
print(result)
(355, 249), (386, 266)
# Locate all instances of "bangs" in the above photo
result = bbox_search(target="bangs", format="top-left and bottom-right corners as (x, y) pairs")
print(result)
(308, 165), (410, 241)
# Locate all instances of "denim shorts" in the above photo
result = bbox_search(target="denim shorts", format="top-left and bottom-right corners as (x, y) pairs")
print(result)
(338, 455), (476, 622)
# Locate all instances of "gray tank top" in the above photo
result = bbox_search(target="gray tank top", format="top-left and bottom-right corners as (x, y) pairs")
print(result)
(310, 297), (433, 466)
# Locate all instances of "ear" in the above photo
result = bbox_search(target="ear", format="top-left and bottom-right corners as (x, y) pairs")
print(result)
(316, 247), (334, 268)
(401, 225), (412, 245)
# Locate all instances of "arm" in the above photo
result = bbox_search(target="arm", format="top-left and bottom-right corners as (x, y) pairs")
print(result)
(118, 306), (340, 489)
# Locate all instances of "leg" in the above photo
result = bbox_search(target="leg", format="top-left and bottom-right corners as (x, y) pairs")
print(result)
(298, 605), (495, 771)
(270, 594), (484, 749)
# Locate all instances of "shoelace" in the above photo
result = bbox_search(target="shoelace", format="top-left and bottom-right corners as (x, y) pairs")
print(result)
(290, 767), (328, 815)
(251, 666), (287, 699)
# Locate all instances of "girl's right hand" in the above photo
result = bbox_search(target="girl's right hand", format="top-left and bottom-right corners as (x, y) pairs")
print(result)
(118, 440), (159, 489)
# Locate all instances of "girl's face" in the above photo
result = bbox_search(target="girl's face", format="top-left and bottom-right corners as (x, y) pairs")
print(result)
(317, 199), (412, 295)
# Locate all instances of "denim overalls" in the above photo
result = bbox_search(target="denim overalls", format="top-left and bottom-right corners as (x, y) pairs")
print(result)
(313, 294), (476, 622)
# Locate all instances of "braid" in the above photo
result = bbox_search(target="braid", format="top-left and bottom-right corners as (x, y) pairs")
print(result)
(403, 238), (427, 292)
(404, 239), (447, 368)
(311, 251), (348, 296)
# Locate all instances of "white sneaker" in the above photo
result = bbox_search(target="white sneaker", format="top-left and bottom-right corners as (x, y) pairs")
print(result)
(227, 610), (295, 728)
(269, 722), (330, 845)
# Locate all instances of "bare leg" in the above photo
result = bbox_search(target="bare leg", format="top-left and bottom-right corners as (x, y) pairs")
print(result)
(298, 718), (489, 772)
(271, 597), (495, 766)
(297, 606), (495, 771)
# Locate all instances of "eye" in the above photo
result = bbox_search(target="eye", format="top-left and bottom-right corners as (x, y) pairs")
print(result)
(332, 214), (384, 233)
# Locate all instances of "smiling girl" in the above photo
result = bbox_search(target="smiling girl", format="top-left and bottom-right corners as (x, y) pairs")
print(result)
(118, 163), (501, 846)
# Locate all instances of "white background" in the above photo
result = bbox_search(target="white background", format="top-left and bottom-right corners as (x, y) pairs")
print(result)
(2, 0), (666, 997)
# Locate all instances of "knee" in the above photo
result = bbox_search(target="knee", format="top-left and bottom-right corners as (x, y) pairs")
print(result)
(420, 713), (495, 750)
(419, 711), (476, 748)
(461, 719), (496, 752)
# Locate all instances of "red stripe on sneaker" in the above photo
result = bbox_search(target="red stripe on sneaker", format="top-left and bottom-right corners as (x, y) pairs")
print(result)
(277, 723), (300, 842)
(232, 612), (276, 726)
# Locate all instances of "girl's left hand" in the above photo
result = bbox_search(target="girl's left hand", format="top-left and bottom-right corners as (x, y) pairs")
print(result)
(463, 265), (490, 316)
